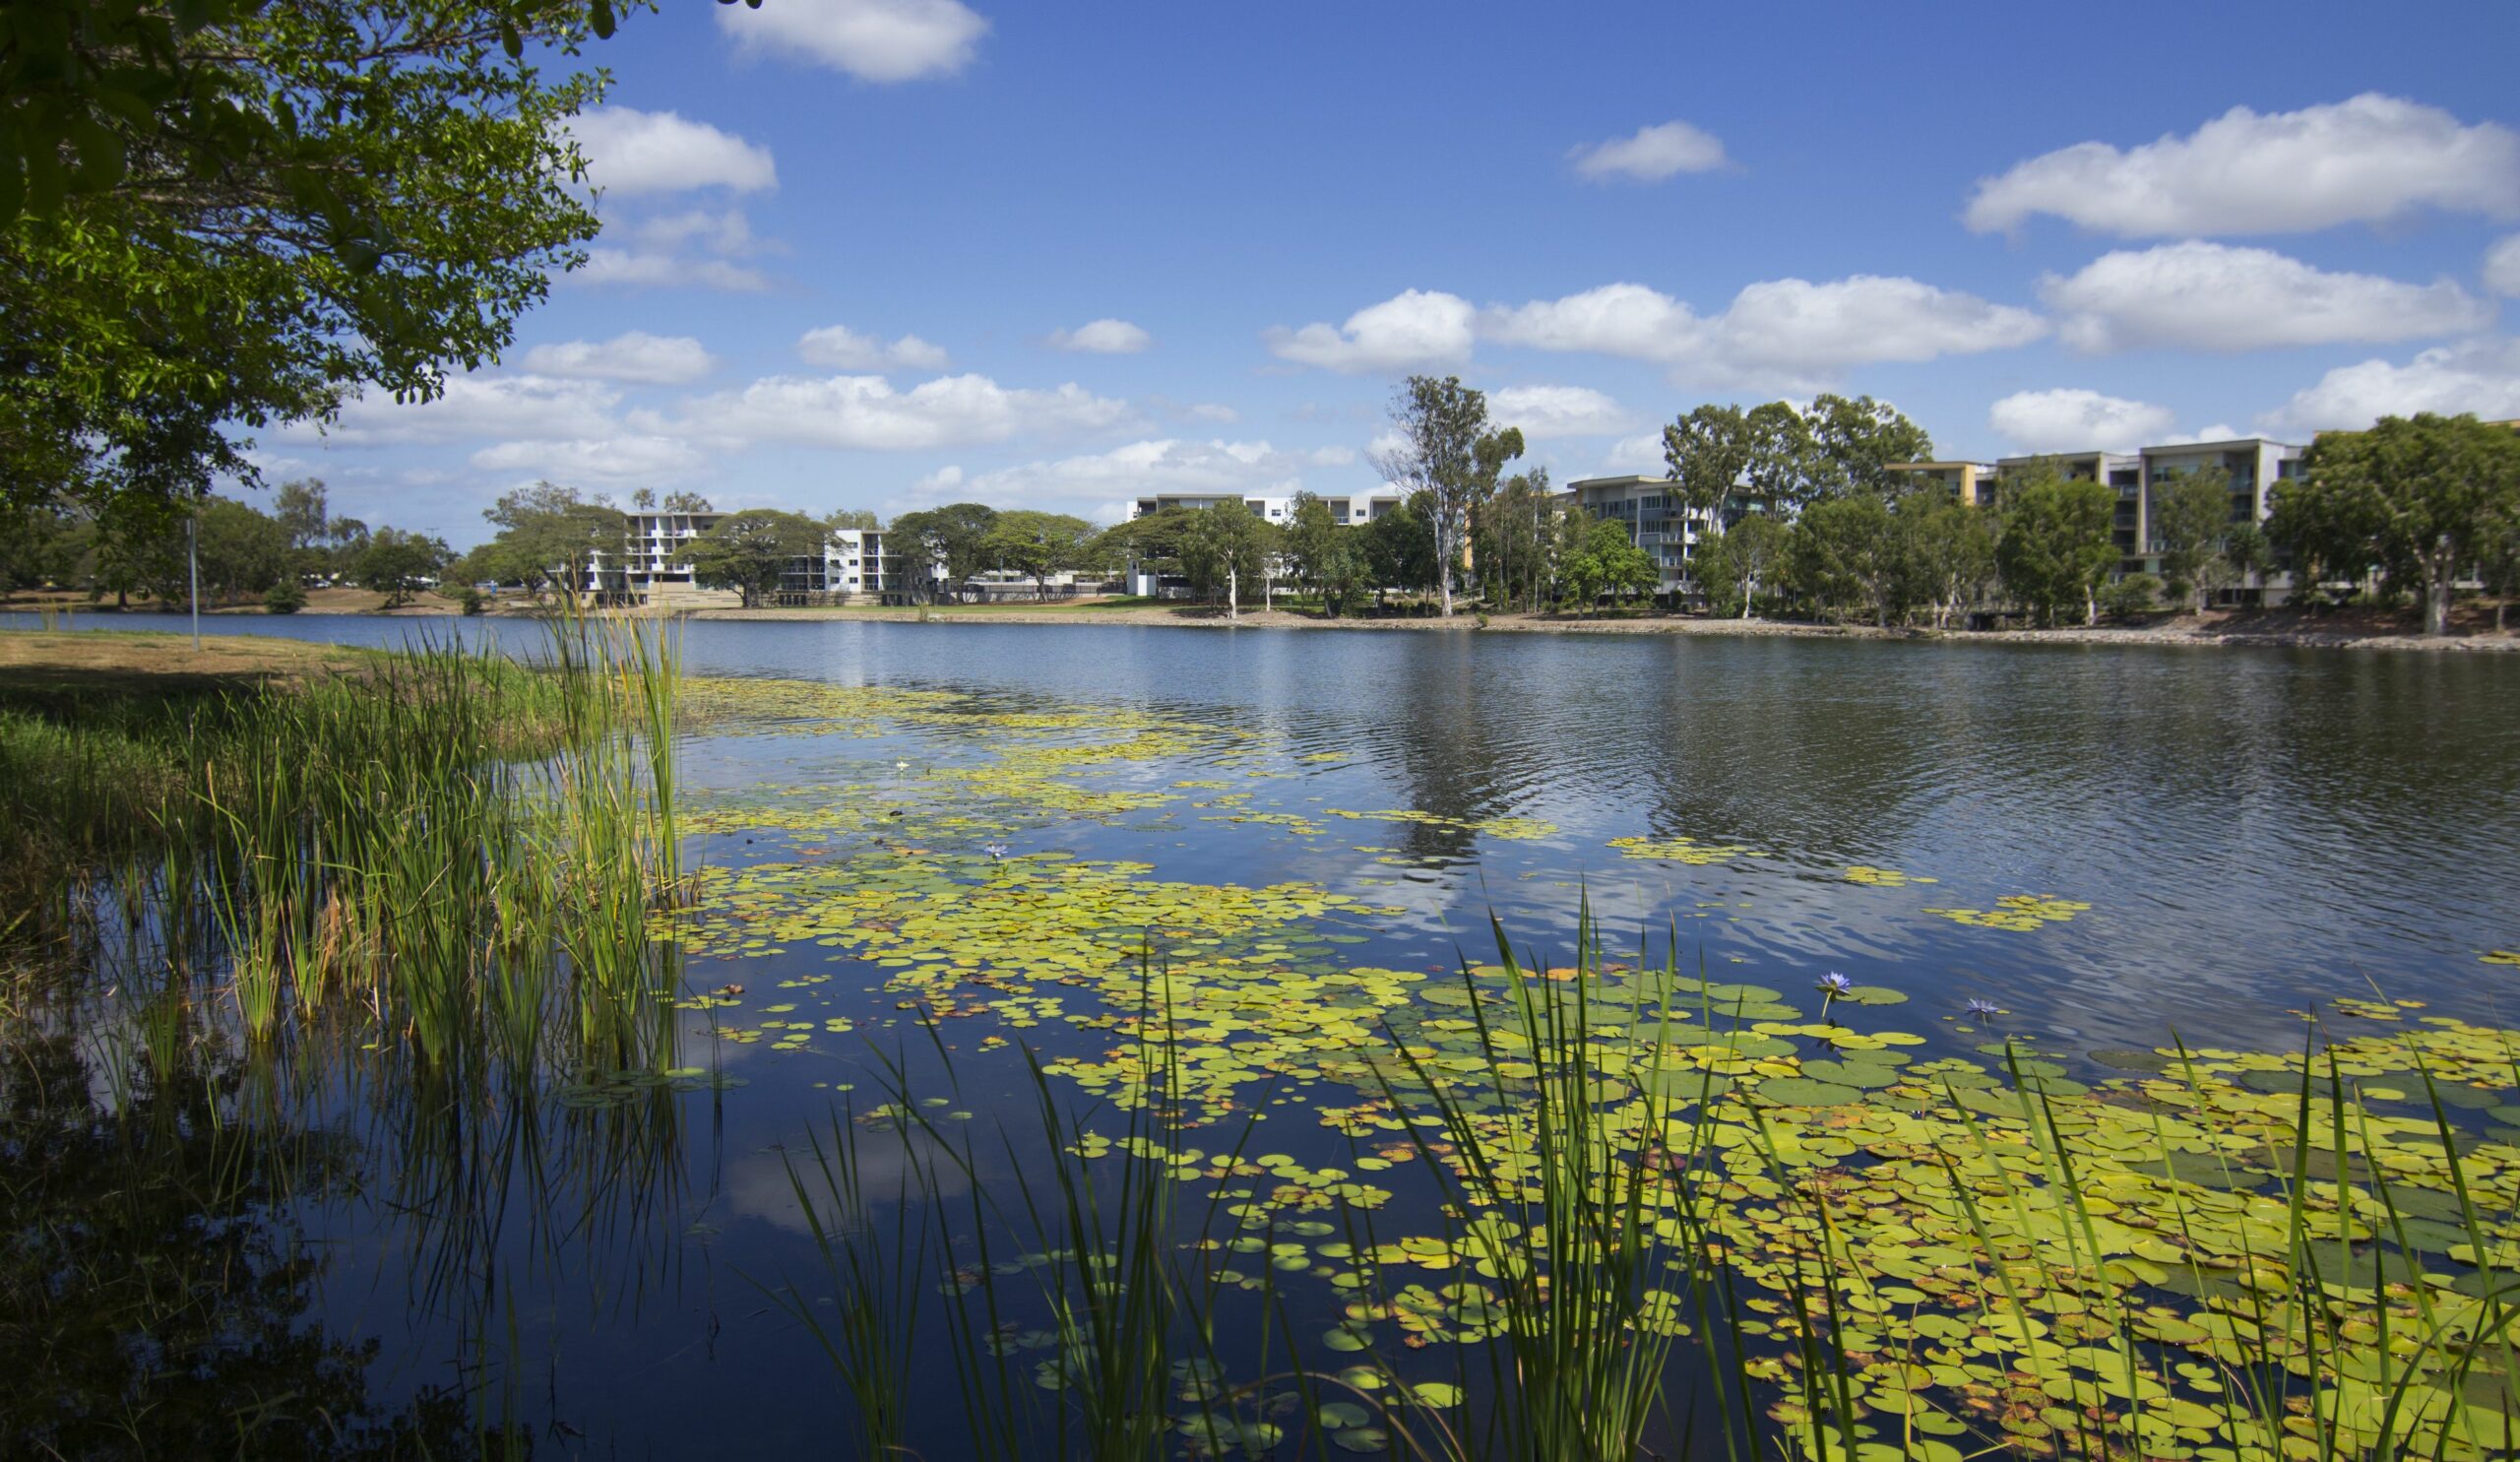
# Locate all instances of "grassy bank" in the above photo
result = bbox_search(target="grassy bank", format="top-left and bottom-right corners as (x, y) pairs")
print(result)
(1, 623), (685, 1060)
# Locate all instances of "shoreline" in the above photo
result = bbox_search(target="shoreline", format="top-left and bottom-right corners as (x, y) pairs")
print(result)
(684, 604), (2520, 654)
(10, 599), (2513, 654)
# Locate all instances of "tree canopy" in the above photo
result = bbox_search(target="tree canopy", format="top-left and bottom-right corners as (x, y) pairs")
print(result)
(686, 508), (823, 608)
(2275, 413), (2520, 635)
(2, 1), (626, 531)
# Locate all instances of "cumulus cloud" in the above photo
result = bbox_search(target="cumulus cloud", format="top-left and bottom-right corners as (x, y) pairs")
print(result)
(1264, 289), (1476, 373)
(567, 107), (777, 196)
(575, 251), (769, 290)
(1599, 433), (1670, 476)
(1570, 120), (1730, 182)
(304, 374), (626, 446)
(1988, 388), (2178, 454)
(2261, 338), (2520, 434)
(1486, 384), (1632, 438)
(1965, 95), (2520, 236)
(633, 208), (763, 256)
(796, 325), (952, 372)
(903, 438), (1354, 516)
(2488, 235), (2520, 298)
(470, 435), (710, 488)
(718, 0), (987, 83)
(1480, 277), (2045, 388)
(521, 332), (717, 385)
(2042, 242), (2490, 352)
(675, 373), (1129, 452)
(1048, 318), (1154, 353)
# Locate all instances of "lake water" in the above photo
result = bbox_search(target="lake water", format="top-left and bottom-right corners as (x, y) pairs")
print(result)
(10, 612), (2520, 1456)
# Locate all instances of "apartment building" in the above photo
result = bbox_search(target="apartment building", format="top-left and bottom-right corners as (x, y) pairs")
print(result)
(587, 511), (906, 605)
(1561, 476), (1729, 596)
(1123, 489), (1406, 527)
(1884, 461), (2001, 507)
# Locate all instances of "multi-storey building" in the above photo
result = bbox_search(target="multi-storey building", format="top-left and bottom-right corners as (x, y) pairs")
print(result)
(1883, 461), (2001, 507)
(1122, 490), (1405, 527)
(1560, 476), (1731, 596)
(586, 511), (905, 606)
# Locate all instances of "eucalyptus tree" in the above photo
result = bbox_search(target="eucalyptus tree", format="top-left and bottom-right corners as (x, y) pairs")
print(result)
(1805, 394), (1934, 500)
(1692, 511), (1789, 619)
(1663, 404), (1753, 535)
(2277, 413), (2520, 636)
(1994, 467), (2117, 626)
(1374, 376), (1506, 617)
(2149, 465), (2236, 611)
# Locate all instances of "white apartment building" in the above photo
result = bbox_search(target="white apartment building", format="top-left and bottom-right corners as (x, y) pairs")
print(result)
(586, 511), (906, 605)
(1982, 439), (2302, 595)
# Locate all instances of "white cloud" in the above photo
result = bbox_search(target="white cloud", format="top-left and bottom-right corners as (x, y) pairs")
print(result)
(1048, 318), (1153, 353)
(1480, 277), (2045, 388)
(1264, 289), (1476, 373)
(903, 439), (1354, 517)
(718, 0), (986, 83)
(678, 373), (1129, 452)
(521, 332), (717, 385)
(304, 374), (625, 446)
(1486, 384), (1632, 438)
(2488, 235), (2520, 298)
(1599, 433), (1670, 476)
(575, 251), (770, 290)
(1965, 95), (2520, 236)
(470, 435), (709, 487)
(567, 107), (777, 196)
(1988, 388), (2178, 454)
(2042, 242), (2489, 352)
(796, 325), (952, 372)
(633, 209), (762, 256)
(2261, 338), (2520, 434)
(1570, 120), (1730, 182)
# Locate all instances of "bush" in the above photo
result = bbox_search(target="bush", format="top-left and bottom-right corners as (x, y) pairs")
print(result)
(2098, 573), (2161, 621)
(459, 587), (485, 616)
(264, 581), (307, 614)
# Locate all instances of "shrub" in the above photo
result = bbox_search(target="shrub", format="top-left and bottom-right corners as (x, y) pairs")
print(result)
(459, 587), (485, 616)
(264, 581), (307, 614)
(2099, 573), (2161, 621)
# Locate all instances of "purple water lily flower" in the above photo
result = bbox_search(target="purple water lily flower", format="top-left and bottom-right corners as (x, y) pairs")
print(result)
(1816, 972), (1855, 997)
(1965, 997), (2003, 1021)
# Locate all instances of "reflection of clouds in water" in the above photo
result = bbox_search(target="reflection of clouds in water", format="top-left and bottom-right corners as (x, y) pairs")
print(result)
(722, 1126), (971, 1238)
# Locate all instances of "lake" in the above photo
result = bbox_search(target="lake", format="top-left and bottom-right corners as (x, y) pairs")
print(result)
(9, 612), (2519, 1457)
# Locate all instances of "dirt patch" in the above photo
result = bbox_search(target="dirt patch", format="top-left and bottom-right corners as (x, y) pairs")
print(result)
(0, 630), (379, 711)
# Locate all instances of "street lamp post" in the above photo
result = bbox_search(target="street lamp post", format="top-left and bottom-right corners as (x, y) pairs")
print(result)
(188, 505), (201, 652)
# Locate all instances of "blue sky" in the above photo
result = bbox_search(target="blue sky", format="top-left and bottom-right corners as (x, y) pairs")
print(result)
(273, 1), (2520, 546)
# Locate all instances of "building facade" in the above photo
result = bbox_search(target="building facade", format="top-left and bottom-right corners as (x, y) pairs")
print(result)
(1561, 476), (1729, 596)
(586, 512), (906, 606)
(1123, 490), (1405, 527)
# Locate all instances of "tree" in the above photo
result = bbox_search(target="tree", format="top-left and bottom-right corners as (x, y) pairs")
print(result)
(194, 496), (289, 604)
(660, 491), (713, 514)
(1363, 495), (1436, 609)
(887, 503), (999, 602)
(1692, 511), (1790, 619)
(2224, 521), (2270, 602)
(825, 508), (882, 532)
(982, 510), (1099, 598)
(631, 488), (657, 509)
(1664, 404), (1752, 533)
(2280, 413), (2520, 637)
(1472, 468), (1556, 611)
(272, 479), (330, 552)
(1805, 394), (1934, 501)
(1895, 489), (1996, 629)
(1372, 376), (1495, 617)
(1995, 468), (2117, 626)
(354, 527), (447, 608)
(2, 1), (625, 526)
(1791, 493), (1908, 625)
(686, 508), (823, 608)
(2099, 573), (2163, 620)
(1181, 501), (1274, 617)
(1591, 518), (1660, 607)
(2150, 465), (2236, 612)
(478, 481), (623, 601)
(1742, 401), (1820, 513)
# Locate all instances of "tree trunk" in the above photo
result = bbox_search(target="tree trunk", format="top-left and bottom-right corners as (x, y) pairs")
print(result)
(2428, 565), (2451, 637)
(2084, 587), (2098, 627)
(1228, 565), (1238, 621)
